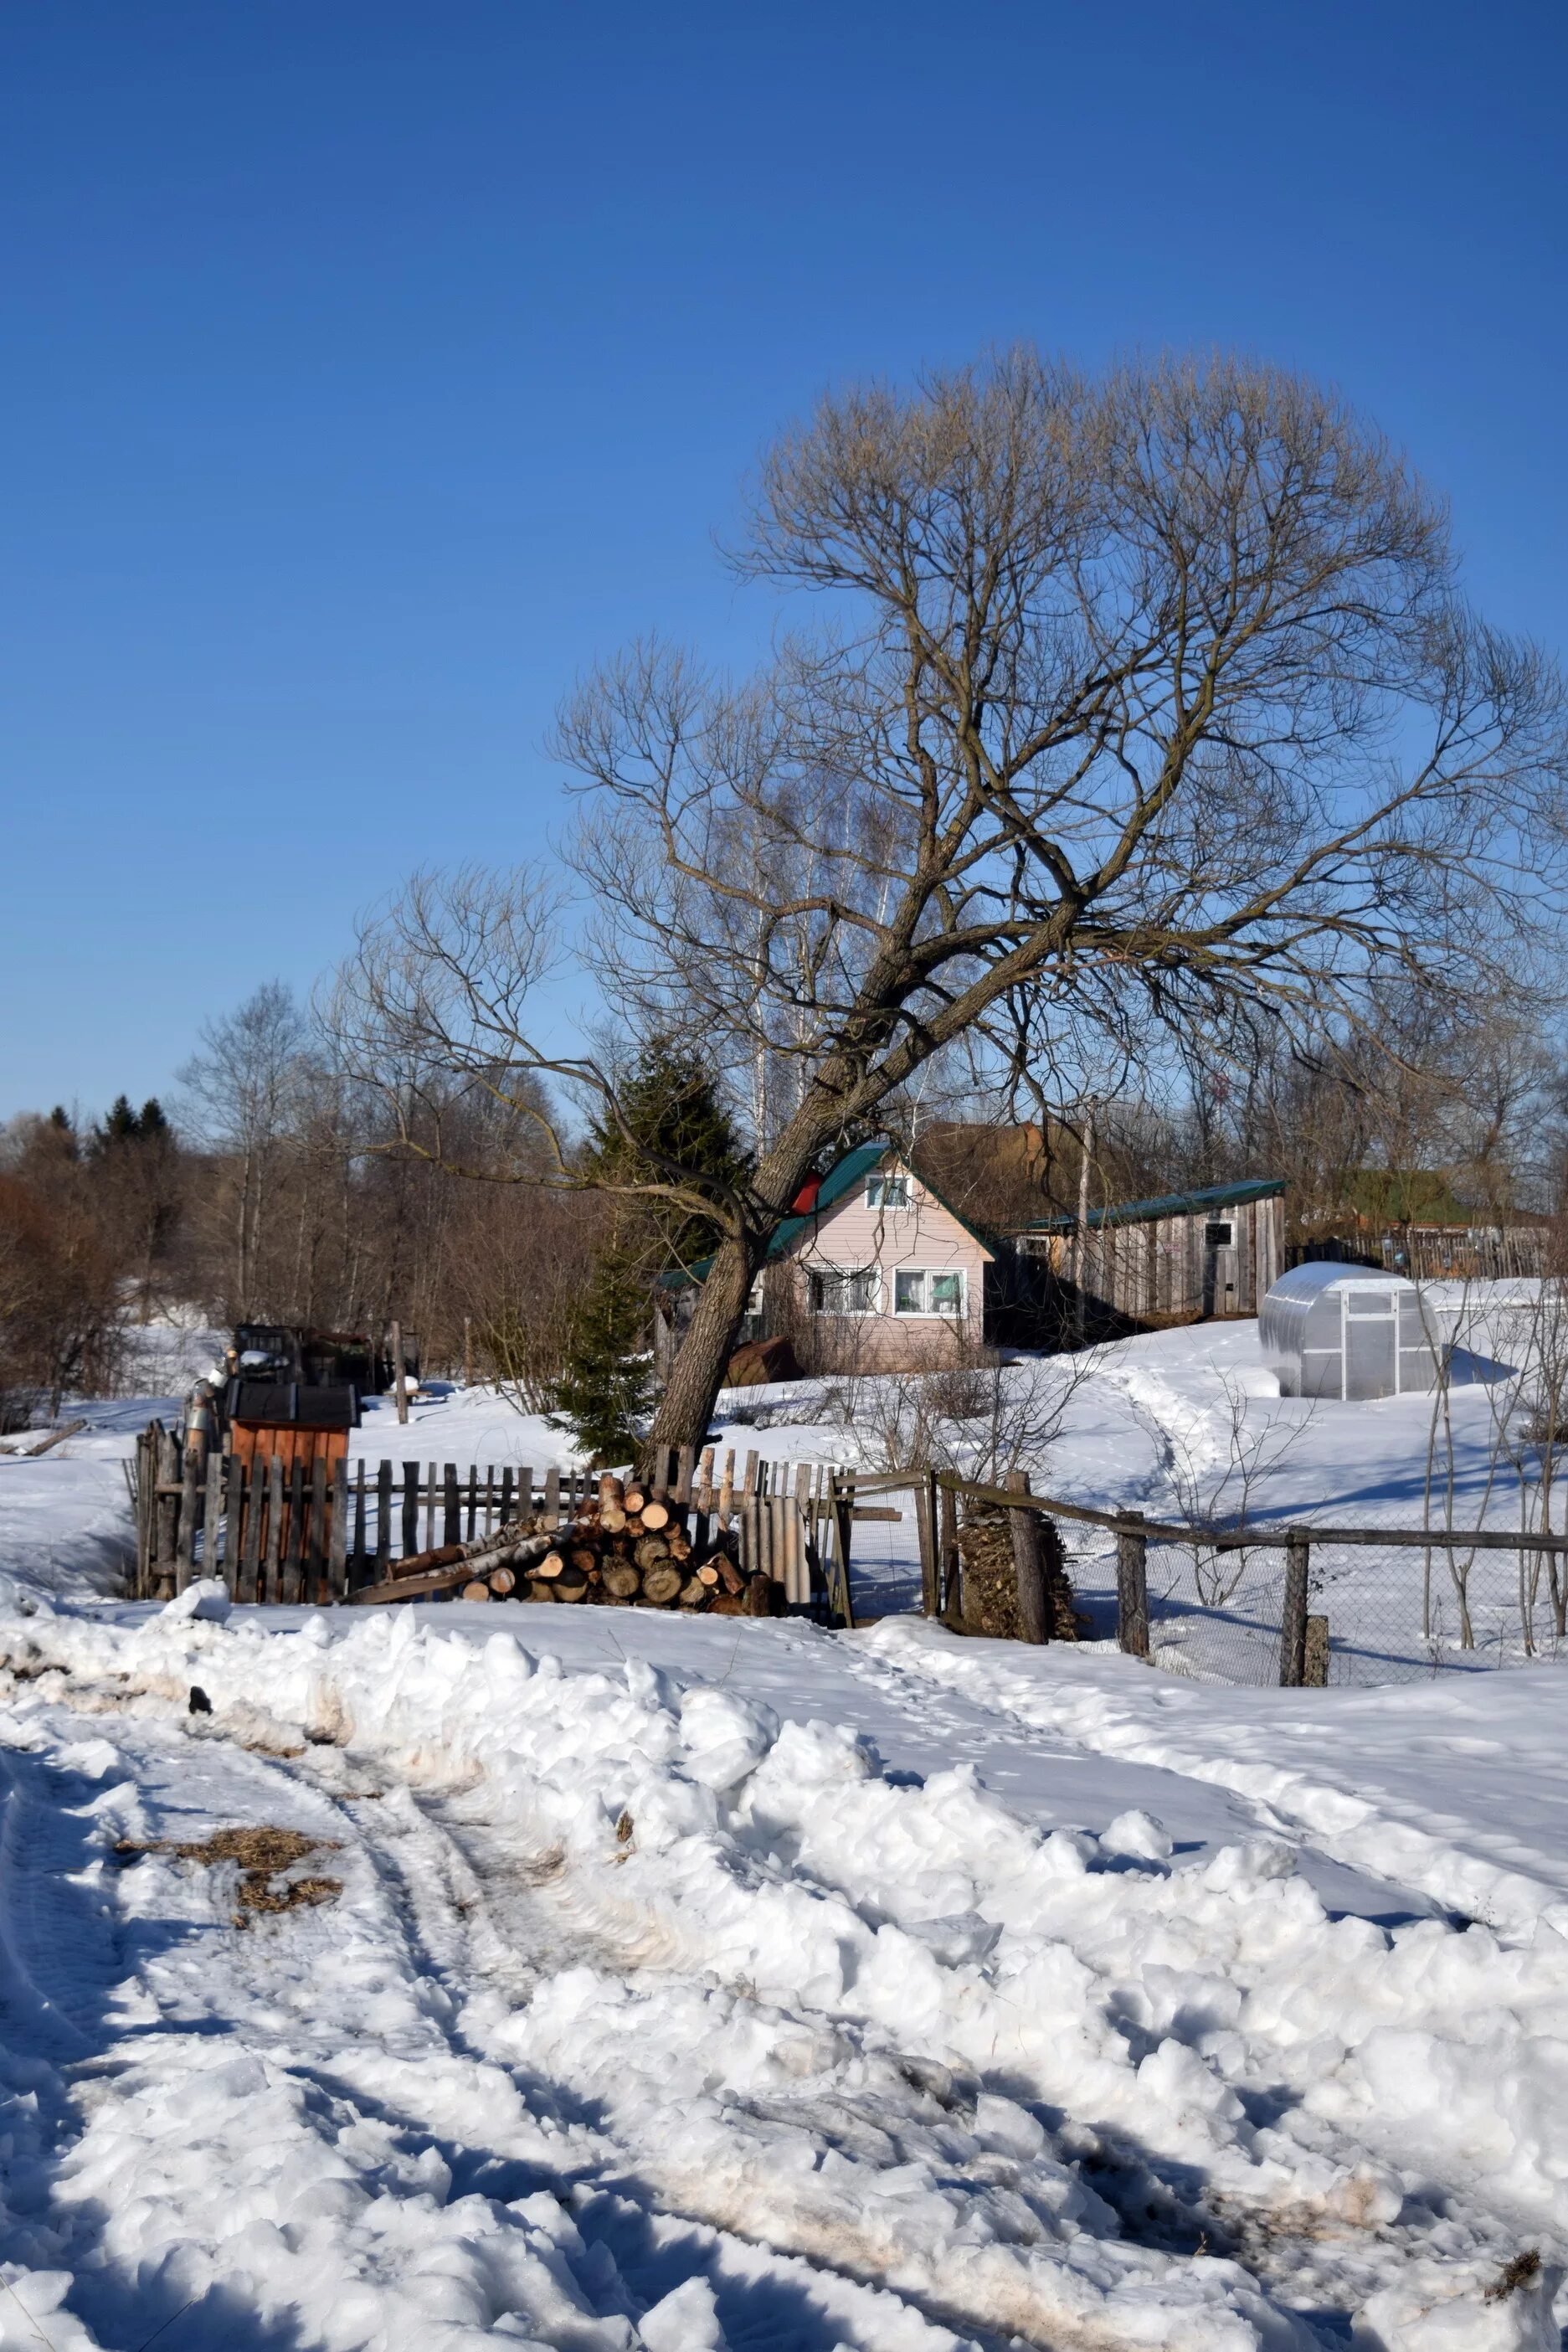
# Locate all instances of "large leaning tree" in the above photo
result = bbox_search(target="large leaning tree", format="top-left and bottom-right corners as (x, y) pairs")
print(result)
(330, 350), (1568, 1451)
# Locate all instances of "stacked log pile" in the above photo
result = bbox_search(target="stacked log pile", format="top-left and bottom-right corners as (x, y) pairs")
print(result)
(953, 1500), (1085, 1640)
(353, 1471), (781, 1614)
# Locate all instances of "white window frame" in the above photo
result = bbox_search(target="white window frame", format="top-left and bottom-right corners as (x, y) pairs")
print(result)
(807, 1266), (882, 1317)
(892, 1267), (968, 1319)
(865, 1172), (913, 1211)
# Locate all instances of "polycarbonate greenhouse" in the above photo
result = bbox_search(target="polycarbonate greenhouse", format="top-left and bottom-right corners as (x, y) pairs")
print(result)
(1260, 1262), (1441, 1401)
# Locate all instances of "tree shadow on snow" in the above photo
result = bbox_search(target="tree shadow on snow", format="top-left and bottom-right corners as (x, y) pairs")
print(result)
(0, 1744), (316, 2352)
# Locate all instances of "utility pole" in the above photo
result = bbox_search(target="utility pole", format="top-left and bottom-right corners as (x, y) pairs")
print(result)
(390, 1320), (409, 1425)
(1074, 1102), (1095, 1348)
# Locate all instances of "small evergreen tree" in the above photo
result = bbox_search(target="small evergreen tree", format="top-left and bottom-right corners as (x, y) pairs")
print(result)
(550, 1037), (748, 1463)
(548, 1249), (655, 1464)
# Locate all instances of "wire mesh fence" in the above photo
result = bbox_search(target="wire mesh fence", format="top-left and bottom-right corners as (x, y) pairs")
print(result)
(1077, 1523), (1568, 1687)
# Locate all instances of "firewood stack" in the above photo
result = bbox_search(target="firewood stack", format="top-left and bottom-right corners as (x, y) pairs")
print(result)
(953, 1500), (1085, 1640)
(359, 1470), (781, 1613)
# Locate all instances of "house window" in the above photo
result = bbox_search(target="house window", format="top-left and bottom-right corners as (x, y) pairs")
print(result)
(1204, 1221), (1234, 1247)
(808, 1267), (879, 1315)
(893, 1268), (966, 1317)
(866, 1173), (912, 1211)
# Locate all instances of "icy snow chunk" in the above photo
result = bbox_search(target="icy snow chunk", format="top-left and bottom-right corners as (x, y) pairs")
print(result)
(1199, 1836), (1297, 1891)
(898, 1912), (1000, 1968)
(763, 1717), (878, 1788)
(638, 2272), (727, 2349)
(678, 1687), (777, 1792)
(159, 1577), (231, 1624)
(53, 1737), (123, 1781)
(1100, 1808), (1173, 1862)
(973, 2092), (1046, 2159)
(1355, 2257), (1562, 2349)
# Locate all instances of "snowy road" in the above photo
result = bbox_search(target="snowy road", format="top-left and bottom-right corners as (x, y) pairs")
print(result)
(0, 1598), (1560, 2349)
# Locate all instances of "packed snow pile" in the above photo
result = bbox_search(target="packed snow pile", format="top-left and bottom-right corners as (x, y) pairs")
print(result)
(0, 1597), (1561, 2349)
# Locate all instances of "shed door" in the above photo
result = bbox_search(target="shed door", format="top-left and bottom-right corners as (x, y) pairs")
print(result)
(1342, 1289), (1397, 1399)
(1203, 1219), (1238, 1316)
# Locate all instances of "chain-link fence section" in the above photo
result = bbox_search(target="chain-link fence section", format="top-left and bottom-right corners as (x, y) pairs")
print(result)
(1002, 1494), (1568, 1688)
(1142, 1537), (1295, 1685)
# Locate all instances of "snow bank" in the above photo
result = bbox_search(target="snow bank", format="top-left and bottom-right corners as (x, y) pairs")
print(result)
(0, 1600), (1560, 2344)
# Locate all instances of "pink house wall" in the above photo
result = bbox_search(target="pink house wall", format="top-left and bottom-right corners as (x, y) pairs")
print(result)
(787, 1159), (990, 1369)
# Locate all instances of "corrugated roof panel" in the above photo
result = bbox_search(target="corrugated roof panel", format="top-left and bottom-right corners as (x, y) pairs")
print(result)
(1020, 1176), (1285, 1234)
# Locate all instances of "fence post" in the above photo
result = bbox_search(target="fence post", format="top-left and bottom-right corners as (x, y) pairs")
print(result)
(916, 1468), (939, 1617)
(939, 1478), (961, 1622)
(175, 1445), (201, 1594)
(1116, 1510), (1149, 1658)
(329, 1459), (349, 1600)
(1303, 1615), (1330, 1686)
(264, 1455), (283, 1603)
(1005, 1469), (1050, 1645)
(203, 1449), (224, 1588)
(155, 1426), (181, 1599)
(831, 1468), (856, 1628)
(240, 1459), (262, 1603)
(1279, 1527), (1311, 1686)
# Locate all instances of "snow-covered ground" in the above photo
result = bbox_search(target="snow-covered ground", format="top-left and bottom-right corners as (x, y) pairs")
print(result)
(0, 1300), (1565, 2345)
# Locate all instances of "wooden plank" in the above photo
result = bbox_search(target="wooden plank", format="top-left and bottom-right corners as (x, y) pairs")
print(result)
(239, 1458), (262, 1604)
(543, 1466), (560, 1526)
(834, 1468), (857, 1629)
(265, 1454), (285, 1605)
(424, 1461), (438, 1553)
(348, 1562), (478, 1605)
(329, 1459), (349, 1600)
(499, 1467), (515, 1528)
(444, 1463), (460, 1547)
(309, 1454), (328, 1603)
(401, 1461), (420, 1559)
(175, 1446), (201, 1593)
(203, 1449), (225, 1589)
(375, 1460), (393, 1575)
(352, 1462), (368, 1587)
(939, 1480), (960, 1620)
(284, 1461), (306, 1605)
(792, 1463), (813, 1607)
(465, 1464), (478, 1541)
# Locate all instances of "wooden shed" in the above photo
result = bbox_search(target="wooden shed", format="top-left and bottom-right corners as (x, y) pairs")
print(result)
(1013, 1178), (1286, 1328)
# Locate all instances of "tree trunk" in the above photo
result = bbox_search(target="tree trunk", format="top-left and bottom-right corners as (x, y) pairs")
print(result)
(645, 1227), (758, 1454)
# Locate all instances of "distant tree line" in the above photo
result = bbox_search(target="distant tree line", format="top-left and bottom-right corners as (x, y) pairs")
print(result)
(3, 966), (1563, 1431)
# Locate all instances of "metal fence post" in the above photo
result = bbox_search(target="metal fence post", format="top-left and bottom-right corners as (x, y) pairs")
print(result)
(1116, 1511), (1149, 1657)
(1279, 1527), (1310, 1686)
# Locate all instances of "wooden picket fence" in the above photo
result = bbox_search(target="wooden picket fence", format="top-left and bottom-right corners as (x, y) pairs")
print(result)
(131, 1427), (888, 1618)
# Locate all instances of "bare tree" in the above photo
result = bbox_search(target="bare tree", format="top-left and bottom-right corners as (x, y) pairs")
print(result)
(331, 351), (1568, 1449)
(177, 982), (311, 1316)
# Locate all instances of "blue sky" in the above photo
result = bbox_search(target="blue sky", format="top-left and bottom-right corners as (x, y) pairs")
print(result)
(2, 1), (1564, 1119)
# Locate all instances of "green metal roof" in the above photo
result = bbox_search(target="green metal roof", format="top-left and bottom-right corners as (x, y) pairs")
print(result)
(1020, 1176), (1285, 1236)
(660, 1141), (894, 1292)
(661, 1139), (998, 1290)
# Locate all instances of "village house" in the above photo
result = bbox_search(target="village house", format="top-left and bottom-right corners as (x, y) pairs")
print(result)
(663, 1137), (1287, 1377)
